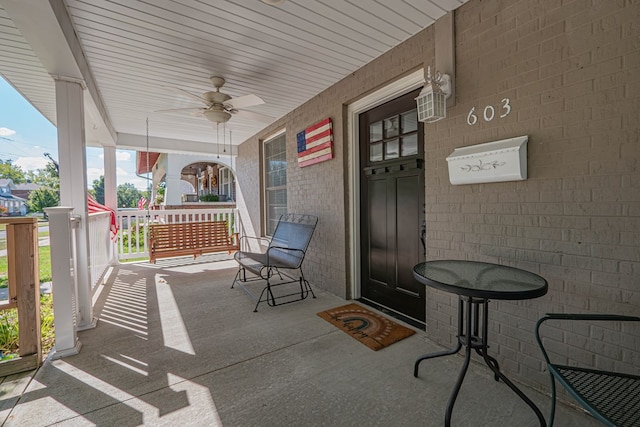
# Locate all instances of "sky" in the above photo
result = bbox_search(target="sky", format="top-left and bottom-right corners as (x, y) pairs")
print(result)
(0, 76), (148, 190)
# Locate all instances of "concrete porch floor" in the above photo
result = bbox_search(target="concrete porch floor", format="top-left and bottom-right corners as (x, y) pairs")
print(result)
(1, 255), (599, 426)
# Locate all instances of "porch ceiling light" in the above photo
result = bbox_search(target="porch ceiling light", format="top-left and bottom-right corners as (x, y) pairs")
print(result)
(416, 67), (452, 123)
(203, 109), (232, 124)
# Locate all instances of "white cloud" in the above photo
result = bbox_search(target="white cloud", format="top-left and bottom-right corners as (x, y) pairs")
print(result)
(0, 127), (17, 137)
(14, 156), (49, 171)
(86, 167), (104, 185)
(117, 151), (131, 161)
(116, 166), (130, 177)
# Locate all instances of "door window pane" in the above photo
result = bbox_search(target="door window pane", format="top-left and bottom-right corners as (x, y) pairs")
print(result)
(385, 139), (399, 159)
(401, 134), (418, 156)
(384, 116), (400, 138)
(370, 142), (383, 162)
(401, 110), (417, 133)
(370, 121), (383, 142)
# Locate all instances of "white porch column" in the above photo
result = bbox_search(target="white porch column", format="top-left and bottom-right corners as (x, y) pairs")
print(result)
(103, 146), (117, 211)
(55, 77), (95, 330)
(102, 145), (118, 264)
(164, 172), (182, 206)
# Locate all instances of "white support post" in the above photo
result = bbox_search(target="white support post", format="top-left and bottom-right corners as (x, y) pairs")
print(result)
(164, 172), (182, 206)
(103, 145), (118, 264)
(103, 146), (117, 211)
(45, 207), (82, 359)
(55, 77), (95, 330)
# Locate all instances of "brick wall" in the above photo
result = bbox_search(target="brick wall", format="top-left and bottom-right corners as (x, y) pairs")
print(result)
(236, 0), (640, 392)
(425, 0), (640, 389)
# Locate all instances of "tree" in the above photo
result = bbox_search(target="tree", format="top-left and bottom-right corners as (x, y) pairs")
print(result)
(0, 159), (26, 183)
(117, 182), (142, 208)
(25, 159), (60, 215)
(27, 187), (60, 216)
(26, 161), (59, 189)
(92, 176), (105, 204)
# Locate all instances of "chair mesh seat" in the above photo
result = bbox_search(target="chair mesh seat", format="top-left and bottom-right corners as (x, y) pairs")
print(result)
(554, 365), (640, 427)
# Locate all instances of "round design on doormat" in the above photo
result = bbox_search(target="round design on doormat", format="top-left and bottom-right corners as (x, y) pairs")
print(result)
(330, 307), (394, 342)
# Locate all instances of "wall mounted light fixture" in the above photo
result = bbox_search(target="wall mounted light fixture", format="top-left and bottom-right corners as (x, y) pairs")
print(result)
(416, 66), (452, 123)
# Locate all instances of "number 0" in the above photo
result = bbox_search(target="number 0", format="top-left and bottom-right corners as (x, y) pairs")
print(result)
(483, 105), (495, 122)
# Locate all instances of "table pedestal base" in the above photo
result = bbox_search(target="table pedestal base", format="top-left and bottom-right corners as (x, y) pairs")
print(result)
(414, 296), (546, 427)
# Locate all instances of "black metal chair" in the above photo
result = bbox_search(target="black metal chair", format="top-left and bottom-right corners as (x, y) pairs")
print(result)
(535, 313), (640, 427)
(232, 213), (318, 311)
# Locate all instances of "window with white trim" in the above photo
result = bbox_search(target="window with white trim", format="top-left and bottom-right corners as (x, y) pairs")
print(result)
(264, 133), (287, 236)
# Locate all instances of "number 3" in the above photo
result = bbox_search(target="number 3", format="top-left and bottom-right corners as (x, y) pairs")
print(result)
(500, 98), (511, 118)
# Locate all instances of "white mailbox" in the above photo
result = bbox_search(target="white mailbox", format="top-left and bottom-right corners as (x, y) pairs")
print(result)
(446, 135), (528, 185)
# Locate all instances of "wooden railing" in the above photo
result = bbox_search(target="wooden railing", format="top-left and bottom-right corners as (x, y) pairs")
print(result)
(0, 217), (42, 376)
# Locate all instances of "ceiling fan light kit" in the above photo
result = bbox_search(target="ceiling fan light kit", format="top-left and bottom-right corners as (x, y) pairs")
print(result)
(204, 110), (232, 123)
(261, 0), (286, 5)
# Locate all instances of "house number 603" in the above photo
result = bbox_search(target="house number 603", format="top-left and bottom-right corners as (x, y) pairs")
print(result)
(467, 98), (511, 125)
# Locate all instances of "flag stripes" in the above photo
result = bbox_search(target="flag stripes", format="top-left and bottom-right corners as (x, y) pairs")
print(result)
(297, 118), (333, 167)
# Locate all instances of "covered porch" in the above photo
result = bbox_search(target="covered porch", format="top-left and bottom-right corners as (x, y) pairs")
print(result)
(1, 256), (598, 426)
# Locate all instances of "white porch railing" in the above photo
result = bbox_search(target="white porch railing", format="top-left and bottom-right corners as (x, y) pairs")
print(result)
(87, 211), (115, 289)
(116, 208), (238, 261)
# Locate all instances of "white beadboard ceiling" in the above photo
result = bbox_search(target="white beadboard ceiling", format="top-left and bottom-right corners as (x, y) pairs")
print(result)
(0, 0), (468, 153)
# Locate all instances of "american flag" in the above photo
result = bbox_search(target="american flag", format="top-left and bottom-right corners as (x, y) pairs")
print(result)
(87, 195), (118, 241)
(137, 196), (148, 210)
(296, 118), (333, 167)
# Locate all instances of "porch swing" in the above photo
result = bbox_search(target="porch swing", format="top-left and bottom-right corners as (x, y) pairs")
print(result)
(144, 120), (239, 263)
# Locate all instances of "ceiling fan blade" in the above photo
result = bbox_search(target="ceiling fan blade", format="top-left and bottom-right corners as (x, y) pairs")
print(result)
(225, 94), (265, 109)
(164, 86), (209, 105)
(232, 109), (275, 123)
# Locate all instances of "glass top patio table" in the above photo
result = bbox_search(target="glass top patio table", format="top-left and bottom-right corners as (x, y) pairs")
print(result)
(413, 259), (548, 300)
(412, 260), (549, 426)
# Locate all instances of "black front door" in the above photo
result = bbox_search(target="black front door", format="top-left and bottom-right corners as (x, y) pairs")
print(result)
(359, 89), (426, 324)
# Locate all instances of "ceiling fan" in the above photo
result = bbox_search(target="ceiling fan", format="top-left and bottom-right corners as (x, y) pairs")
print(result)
(156, 76), (273, 124)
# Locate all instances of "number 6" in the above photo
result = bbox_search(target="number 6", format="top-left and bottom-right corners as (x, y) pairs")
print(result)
(467, 107), (478, 126)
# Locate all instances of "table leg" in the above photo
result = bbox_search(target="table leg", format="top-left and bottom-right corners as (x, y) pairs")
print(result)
(414, 296), (464, 378)
(475, 300), (547, 426)
(444, 295), (474, 427)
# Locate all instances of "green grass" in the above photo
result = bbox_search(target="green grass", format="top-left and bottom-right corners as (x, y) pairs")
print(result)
(0, 245), (51, 288)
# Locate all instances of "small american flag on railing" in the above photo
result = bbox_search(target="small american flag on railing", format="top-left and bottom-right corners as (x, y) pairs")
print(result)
(296, 117), (333, 167)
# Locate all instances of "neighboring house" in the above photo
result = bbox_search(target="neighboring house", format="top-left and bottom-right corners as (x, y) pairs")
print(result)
(0, 179), (27, 216)
(136, 151), (236, 206)
(13, 182), (41, 200)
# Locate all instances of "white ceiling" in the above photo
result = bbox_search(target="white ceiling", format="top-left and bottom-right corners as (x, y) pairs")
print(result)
(0, 0), (468, 154)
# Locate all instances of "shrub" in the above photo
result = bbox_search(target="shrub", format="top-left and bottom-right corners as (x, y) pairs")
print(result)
(199, 194), (219, 202)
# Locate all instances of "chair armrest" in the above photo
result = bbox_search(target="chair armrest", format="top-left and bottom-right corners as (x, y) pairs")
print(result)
(540, 313), (640, 322)
(535, 313), (640, 365)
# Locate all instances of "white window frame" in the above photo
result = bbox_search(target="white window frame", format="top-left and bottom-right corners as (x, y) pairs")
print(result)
(263, 129), (287, 236)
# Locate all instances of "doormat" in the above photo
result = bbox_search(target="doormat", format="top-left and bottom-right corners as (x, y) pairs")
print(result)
(317, 303), (415, 351)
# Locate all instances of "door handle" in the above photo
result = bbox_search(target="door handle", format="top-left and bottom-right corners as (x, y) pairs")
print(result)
(420, 220), (426, 256)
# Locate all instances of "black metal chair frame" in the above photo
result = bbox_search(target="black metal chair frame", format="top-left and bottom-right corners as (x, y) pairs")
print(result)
(231, 213), (317, 312)
(535, 313), (640, 427)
